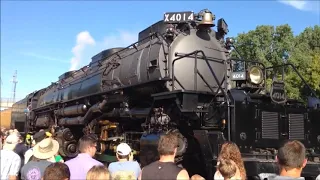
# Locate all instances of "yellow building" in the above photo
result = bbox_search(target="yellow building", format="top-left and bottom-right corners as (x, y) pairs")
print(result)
(0, 108), (12, 129)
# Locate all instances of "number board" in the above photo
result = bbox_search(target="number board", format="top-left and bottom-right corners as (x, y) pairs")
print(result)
(163, 11), (194, 24)
(231, 72), (246, 80)
(270, 80), (287, 104)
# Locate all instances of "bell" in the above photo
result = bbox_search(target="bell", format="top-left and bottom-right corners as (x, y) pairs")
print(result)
(200, 12), (214, 27)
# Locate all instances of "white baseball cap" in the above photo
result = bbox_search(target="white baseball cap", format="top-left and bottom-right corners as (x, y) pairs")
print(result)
(116, 143), (132, 156)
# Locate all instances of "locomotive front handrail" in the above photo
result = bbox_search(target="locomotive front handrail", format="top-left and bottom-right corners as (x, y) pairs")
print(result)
(172, 51), (213, 92)
(172, 50), (228, 100)
(266, 63), (318, 99)
(172, 50), (231, 141)
(227, 58), (267, 70)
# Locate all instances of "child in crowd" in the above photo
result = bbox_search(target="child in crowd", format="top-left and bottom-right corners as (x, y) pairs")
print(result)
(217, 159), (241, 180)
(43, 162), (70, 180)
(86, 165), (111, 180)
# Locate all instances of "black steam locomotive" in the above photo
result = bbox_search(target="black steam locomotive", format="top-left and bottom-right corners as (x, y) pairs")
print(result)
(11, 9), (320, 179)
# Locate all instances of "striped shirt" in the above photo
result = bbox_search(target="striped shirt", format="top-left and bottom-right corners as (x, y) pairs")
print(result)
(1, 149), (21, 179)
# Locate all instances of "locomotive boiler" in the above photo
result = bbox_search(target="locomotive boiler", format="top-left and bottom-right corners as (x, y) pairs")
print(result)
(11, 9), (320, 179)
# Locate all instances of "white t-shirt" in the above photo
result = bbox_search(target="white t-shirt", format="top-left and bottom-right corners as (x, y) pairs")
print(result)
(24, 148), (33, 164)
(108, 161), (141, 180)
(0, 149), (21, 179)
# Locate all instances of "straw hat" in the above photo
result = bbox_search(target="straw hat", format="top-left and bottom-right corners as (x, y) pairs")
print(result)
(33, 138), (59, 160)
(10, 129), (21, 138)
(3, 134), (19, 151)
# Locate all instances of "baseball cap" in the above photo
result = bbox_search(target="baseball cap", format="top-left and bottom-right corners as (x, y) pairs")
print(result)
(116, 143), (132, 156)
(33, 131), (46, 143)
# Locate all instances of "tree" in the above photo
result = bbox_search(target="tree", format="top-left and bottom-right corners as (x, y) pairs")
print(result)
(231, 24), (320, 100)
(286, 25), (320, 99)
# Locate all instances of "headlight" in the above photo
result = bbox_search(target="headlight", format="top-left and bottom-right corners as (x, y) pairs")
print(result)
(248, 66), (263, 85)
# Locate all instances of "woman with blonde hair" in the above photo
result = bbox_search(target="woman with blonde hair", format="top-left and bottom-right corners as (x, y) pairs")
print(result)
(86, 165), (111, 180)
(214, 141), (246, 180)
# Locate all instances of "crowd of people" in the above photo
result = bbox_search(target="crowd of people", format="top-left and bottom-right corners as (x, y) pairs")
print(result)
(0, 126), (318, 180)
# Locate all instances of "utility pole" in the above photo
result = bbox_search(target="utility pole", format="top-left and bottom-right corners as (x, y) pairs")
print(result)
(11, 70), (18, 103)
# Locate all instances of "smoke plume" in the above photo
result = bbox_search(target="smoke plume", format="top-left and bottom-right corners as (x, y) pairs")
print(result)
(69, 31), (95, 71)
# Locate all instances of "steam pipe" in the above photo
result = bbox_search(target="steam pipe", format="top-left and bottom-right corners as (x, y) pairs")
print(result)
(83, 99), (108, 124)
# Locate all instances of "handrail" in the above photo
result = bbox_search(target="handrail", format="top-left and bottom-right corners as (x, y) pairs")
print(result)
(266, 63), (318, 98)
(172, 50), (229, 100)
(172, 50), (231, 141)
(227, 58), (267, 70)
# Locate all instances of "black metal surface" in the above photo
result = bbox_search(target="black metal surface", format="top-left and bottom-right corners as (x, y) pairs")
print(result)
(55, 104), (87, 117)
(229, 89), (320, 158)
(91, 48), (124, 64)
(138, 21), (168, 44)
(58, 116), (84, 126)
(173, 51), (227, 97)
(243, 159), (320, 178)
(192, 130), (225, 180)
(35, 116), (50, 127)
(55, 128), (78, 158)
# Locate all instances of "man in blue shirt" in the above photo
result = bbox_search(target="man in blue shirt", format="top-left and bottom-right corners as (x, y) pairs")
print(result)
(108, 143), (141, 180)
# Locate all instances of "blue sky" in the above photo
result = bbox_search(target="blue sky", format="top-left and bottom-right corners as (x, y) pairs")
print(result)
(1, 0), (319, 102)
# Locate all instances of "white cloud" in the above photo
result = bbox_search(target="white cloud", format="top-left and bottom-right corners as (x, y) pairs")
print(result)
(279, 0), (307, 10)
(69, 31), (96, 71)
(278, 0), (320, 13)
(69, 30), (139, 70)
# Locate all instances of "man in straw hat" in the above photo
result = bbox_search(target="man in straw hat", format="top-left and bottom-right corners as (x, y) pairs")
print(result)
(21, 137), (60, 180)
(24, 130), (53, 164)
(1, 133), (22, 180)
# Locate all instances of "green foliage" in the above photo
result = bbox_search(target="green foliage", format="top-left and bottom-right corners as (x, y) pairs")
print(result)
(232, 24), (320, 100)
